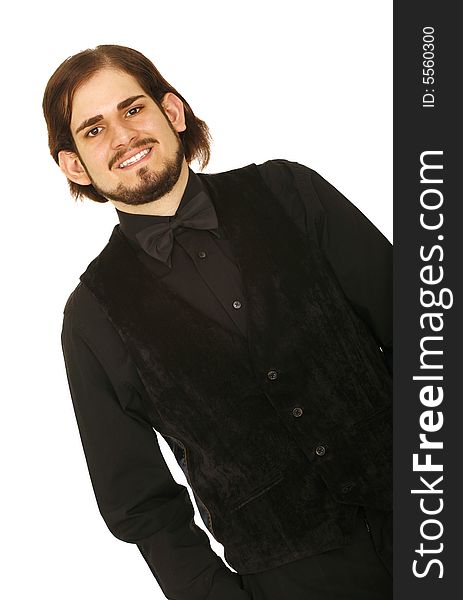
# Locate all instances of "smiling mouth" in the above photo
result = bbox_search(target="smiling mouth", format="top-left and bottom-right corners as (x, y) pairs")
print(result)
(118, 147), (152, 169)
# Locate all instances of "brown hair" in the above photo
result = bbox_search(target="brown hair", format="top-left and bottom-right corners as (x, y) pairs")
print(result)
(42, 44), (211, 203)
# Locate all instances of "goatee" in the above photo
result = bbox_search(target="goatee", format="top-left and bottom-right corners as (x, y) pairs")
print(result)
(87, 140), (185, 206)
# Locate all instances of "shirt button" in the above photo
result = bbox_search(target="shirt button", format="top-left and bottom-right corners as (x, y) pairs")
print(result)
(197, 250), (207, 259)
(315, 445), (326, 456)
(267, 370), (278, 381)
(292, 407), (303, 418)
(232, 300), (242, 309)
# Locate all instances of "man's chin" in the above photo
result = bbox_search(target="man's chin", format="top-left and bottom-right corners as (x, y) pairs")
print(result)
(101, 188), (161, 206)
(109, 191), (163, 206)
(95, 172), (181, 206)
(94, 149), (184, 206)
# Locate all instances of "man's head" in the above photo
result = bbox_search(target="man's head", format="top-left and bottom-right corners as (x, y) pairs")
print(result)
(43, 45), (211, 205)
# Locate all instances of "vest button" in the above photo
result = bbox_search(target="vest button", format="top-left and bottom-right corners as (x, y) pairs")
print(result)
(197, 250), (207, 259)
(315, 445), (326, 456)
(267, 370), (278, 381)
(292, 407), (303, 418)
(232, 300), (242, 309)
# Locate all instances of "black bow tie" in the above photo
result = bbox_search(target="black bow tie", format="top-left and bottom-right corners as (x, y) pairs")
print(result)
(135, 191), (219, 266)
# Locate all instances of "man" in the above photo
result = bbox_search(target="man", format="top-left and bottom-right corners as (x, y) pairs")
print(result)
(44, 45), (393, 600)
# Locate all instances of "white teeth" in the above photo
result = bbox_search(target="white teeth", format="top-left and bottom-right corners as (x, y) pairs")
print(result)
(119, 148), (150, 168)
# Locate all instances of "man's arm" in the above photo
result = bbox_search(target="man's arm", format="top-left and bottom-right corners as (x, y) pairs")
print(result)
(308, 167), (392, 375)
(259, 160), (393, 376)
(61, 284), (250, 600)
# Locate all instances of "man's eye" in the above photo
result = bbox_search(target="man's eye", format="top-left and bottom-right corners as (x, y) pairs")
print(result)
(126, 106), (142, 116)
(86, 126), (103, 138)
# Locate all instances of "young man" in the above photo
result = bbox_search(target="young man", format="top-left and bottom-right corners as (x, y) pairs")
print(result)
(44, 45), (393, 600)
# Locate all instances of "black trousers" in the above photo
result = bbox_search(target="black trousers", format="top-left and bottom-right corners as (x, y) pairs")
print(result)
(240, 508), (392, 599)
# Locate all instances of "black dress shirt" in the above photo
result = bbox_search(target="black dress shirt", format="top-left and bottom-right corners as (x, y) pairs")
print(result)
(61, 160), (392, 600)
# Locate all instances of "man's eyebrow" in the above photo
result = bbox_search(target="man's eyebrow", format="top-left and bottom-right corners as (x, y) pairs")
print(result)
(75, 95), (147, 135)
(75, 114), (103, 135)
(117, 94), (146, 111)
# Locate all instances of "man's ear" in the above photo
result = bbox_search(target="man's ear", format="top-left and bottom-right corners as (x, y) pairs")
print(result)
(161, 93), (187, 133)
(58, 150), (92, 185)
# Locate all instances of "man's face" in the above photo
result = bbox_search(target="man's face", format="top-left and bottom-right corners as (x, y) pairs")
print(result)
(67, 67), (186, 205)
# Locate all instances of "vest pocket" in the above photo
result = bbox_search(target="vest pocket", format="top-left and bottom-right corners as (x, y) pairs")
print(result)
(163, 434), (217, 537)
(229, 470), (284, 513)
(317, 403), (392, 509)
(349, 404), (392, 431)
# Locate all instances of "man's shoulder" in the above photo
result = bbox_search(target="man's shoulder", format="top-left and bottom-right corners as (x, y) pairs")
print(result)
(62, 278), (133, 371)
(202, 159), (316, 182)
(255, 158), (317, 195)
(256, 158), (316, 176)
(64, 280), (96, 315)
(201, 159), (318, 203)
(62, 280), (112, 340)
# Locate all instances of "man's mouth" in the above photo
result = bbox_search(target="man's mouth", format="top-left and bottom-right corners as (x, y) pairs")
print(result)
(117, 147), (152, 169)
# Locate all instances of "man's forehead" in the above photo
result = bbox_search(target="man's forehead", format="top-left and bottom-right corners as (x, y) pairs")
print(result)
(71, 68), (146, 123)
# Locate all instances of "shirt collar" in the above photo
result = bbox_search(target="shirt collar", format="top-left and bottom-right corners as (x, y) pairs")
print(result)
(116, 167), (213, 244)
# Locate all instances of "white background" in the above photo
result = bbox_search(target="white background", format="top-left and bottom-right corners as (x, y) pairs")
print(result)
(2, 1), (392, 598)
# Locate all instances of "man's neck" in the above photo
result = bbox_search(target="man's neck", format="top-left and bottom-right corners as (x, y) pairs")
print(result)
(110, 159), (190, 216)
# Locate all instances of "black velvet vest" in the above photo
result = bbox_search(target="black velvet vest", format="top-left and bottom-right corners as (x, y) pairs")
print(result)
(80, 163), (392, 573)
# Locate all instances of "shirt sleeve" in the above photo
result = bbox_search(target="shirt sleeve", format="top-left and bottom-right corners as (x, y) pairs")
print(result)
(258, 160), (393, 375)
(61, 284), (251, 600)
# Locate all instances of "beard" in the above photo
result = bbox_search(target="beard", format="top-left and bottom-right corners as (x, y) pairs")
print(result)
(83, 134), (185, 206)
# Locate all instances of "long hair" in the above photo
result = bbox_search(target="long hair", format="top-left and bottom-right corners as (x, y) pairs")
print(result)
(42, 45), (211, 203)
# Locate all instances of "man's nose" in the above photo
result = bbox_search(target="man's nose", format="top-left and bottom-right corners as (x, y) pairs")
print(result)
(110, 121), (138, 149)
